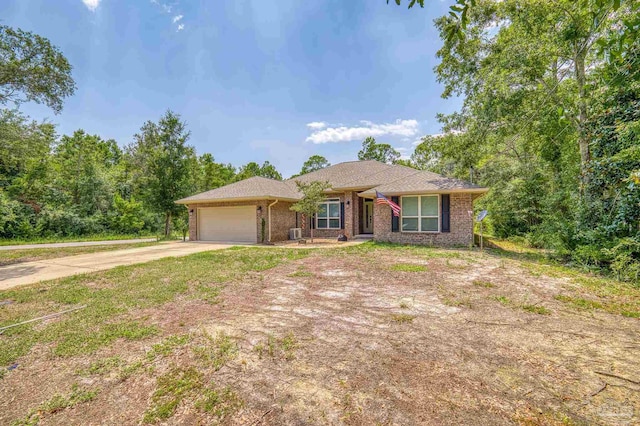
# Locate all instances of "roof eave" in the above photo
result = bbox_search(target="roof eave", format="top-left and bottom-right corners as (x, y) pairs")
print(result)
(357, 188), (489, 197)
(175, 195), (302, 205)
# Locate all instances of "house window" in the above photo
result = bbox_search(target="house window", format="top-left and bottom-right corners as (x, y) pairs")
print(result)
(317, 198), (340, 229)
(401, 195), (439, 232)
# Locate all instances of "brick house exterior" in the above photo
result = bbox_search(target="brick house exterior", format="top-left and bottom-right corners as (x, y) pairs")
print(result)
(177, 161), (488, 246)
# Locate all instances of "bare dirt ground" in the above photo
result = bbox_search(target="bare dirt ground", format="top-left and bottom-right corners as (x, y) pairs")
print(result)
(1, 245), (638, 425)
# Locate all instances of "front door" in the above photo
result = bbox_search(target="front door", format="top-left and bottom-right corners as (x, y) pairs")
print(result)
(363, 200), (373, 233)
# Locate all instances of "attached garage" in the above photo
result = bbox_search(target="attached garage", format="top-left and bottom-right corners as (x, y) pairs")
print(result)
(197, 206), (256, 243)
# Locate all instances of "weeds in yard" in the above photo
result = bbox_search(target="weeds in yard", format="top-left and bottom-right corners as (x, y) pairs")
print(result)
(147, 334), (191, 359)
(399, 301), (410, 309)
(193, 332), (238, 370)
(143, 367), (203, 423)
(79, 356), (124, 376)
(554, 294), (638, 318)
(390, 313), (415, 323)
(195, 387), (243, 419)
(288, 270), (314, 278)
(12, 384), (98, 426)
(494, 296), (511, 305)
(254, 332), (298, 360)
(493, 295), (551, 315)
(390, 263), (428, 272)
(521, 304), (551, 315)
(473, 280), (495, 288)
(143, 365), (242, 424)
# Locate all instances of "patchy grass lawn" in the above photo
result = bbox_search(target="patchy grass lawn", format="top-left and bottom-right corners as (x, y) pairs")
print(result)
(0, 242), (638, 425)
(0, 241), (160, 267)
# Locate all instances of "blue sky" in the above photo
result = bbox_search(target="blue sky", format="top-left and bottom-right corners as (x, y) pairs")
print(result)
(2, 0), (462, 177)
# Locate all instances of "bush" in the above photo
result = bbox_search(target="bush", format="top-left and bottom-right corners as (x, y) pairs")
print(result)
(109, 194), (145, 234)
(604, 238), (640, 284)
(35, 208), (106, 237)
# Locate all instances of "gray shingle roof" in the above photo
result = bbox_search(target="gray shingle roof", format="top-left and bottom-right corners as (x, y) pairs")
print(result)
(359, 170), (487, 197)
(288, 160), (396, 189)
(175, 176), (301, 204)
(176, 160), (487, 204)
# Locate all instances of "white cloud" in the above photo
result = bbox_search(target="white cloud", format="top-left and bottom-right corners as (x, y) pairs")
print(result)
(82, 0), (100, 11)
(306, 119), (419, 144)
(151, 0), (172, 13)
(172, 14), (183, 23)
(177, 24), (185, 31)
(306, 121), (327, 130)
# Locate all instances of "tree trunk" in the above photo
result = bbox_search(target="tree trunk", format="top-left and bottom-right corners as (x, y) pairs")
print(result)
(575, 46), (590, 182)
(310, 227), (314, 244)
(164, 211), (171, 237)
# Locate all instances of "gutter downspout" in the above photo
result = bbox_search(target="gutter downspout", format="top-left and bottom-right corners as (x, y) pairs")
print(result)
(267, 199), (279, 242)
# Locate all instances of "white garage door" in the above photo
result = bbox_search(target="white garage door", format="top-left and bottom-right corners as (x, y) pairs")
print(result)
(198, 206), (256, 243)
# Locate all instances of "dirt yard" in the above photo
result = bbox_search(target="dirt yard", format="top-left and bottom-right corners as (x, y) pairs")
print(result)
(0, 243), (638, 425)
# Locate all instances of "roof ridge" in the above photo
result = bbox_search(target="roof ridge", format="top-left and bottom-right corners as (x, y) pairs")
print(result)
(284, 159), (386, 182)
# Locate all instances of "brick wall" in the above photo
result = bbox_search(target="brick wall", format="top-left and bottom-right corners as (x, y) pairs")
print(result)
(185, 200), (296, 243)
(373, 193), (475, 247)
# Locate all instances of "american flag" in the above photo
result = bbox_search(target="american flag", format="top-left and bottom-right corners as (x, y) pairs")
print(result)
(375, 191), (401, 217)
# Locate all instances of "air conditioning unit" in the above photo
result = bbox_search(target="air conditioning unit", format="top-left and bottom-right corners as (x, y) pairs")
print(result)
(289, 228), (302, 240)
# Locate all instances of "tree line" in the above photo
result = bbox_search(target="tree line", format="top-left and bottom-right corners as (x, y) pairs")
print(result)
(403, 0), (640, 282)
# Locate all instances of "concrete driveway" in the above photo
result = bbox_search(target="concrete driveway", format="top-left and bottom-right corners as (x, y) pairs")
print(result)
(0, 242), (236, 290)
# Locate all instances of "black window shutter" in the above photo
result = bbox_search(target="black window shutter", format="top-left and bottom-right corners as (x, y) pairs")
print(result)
(441, 194), (450, 233)
(340, 202), (345, 229)
(391, 196), (400, 232)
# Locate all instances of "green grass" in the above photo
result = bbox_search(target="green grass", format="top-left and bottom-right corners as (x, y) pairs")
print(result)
(0, 241), (160, 267)
(287, 270), (315, 278)
(78, 356), (124, 376)
(332, 241), (466, 259)
(0, 233), (158, 246)
(143, 366), (242, 423)
(12, 384), (98, 426)
(195, 387), (242, 419)
(473, 280), (495, 288)
(143, 367), (203, 423)
(390, 263), (428, 272)
(521, 304), (551, 315)
(0, 248), (309, 366)
(494, 295), (511, 305)
(390, 313), (415, 323)
(192, 332), (238, 370)
(554, 294), (639, 318)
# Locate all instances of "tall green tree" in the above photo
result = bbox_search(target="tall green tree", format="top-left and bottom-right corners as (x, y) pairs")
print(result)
(0, 26), (76, 113)
(52, 130), (119, 216)
(197, 153), (236, 191)
(129, 110), (195, 236)
(236, 161), (282, 181)
(299, 155), (330, 175)
(357, 136), (401, 164)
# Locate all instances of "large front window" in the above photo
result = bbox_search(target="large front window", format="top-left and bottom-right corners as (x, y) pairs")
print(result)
(317, 198), (340, 229)
(401, 195), (439, 232)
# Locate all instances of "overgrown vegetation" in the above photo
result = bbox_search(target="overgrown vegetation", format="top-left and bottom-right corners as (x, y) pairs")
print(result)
(405, 0), (640, 284)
